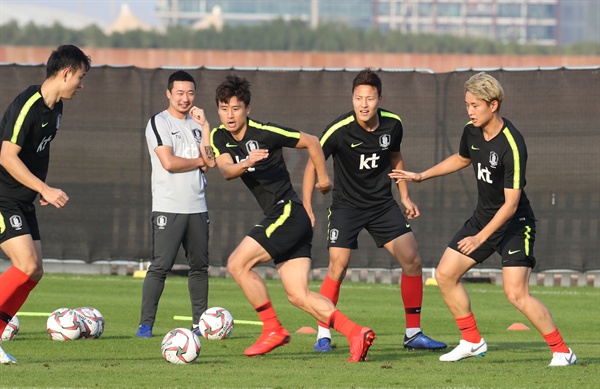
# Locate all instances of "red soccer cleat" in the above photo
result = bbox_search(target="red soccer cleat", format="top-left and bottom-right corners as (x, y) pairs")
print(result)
(244, 327), (291, 357)
(347, 327), (375, 362)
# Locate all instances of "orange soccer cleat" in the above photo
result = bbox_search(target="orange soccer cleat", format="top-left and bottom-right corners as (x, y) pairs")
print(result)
(347, 327), (375, 362)
(244, 327), (291, 357)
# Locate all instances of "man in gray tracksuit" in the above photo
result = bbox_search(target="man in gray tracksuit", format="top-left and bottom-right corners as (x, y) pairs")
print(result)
(136, 70), (216, 338)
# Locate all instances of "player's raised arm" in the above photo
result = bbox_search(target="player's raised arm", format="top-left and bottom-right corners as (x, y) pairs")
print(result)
(190, 106), (216, 169)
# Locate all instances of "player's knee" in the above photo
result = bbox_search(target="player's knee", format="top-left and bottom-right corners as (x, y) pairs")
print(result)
(504, 289), (527, 309)
(327, 263), (347, 281)
(226, 258), (245, 280)
(434, 268), (454, 288)
(19, 262), (43, 281)
(286, 292), (308, 310)
(399, 253), (422, 274)
(226, 261), (238, 278)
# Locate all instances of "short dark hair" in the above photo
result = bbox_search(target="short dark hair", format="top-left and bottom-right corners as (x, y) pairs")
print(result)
(167, 70), (196, 91)
(215, 75), (251, 107)
(352, 68), (382, 97)
(46, 45), (91, 79)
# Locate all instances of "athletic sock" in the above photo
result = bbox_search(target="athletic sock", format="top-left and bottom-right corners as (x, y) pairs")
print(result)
(543, 327), (570, 353)
(406, 328), (421, 338)
(455, 312), (482, 344)
(328, 310), (362, 339)
(0, 266), (38, 333)
(401, 274), (423, 330)
(317, 276), (342, 329)
(254, 301), (282, 334)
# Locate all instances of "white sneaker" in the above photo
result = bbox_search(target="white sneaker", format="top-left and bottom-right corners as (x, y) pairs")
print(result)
(439, 338), (487, 362)
(0, 341), (17, 364)
(548, 348), (577, 366)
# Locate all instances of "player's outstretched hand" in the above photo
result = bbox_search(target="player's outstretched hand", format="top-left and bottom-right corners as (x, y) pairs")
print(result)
(40, 186), (69, 209)
(389, 169), (423, 184)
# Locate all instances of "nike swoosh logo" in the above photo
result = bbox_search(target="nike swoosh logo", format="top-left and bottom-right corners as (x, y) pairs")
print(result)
(171, 132), (179, 135)
(41, 122), (49, 127)
(226, 143), (237, 148)
(508, 250), (521, 255)
(471, 145), (479, 150)
(470, 343), (485, 353)
(351, 142), (363, 148)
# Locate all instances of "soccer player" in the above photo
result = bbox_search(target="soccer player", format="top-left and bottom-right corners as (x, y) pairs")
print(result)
(390, 72), (577, 366)
(0, 45), (91, 364)
(303, 68), (446, 352)
(136, 70), (215, 338)
(210, 75), (375, 362)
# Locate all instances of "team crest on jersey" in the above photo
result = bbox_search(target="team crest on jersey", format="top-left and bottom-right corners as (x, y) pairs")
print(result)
(192, 128), (202, 143)
(245, 140), (259, 154)
(156, 215), (168, 229)
(9, 215), (23, 230)
(329, 228), (339, 243)
(379, 134), (391, 149)
(489, 151), (499, 168)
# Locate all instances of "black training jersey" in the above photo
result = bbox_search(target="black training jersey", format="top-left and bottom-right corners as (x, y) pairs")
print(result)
(211, 118), (301, 215)
(0, 85), (63, 203)
(320, 109), (402, 210)
(458, 118), (534, 224)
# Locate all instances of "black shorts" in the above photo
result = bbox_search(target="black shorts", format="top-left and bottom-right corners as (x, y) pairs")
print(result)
(248, 200), (312, 265)
(448, 216), (536, 268)
(0, 197), (40, 243)
(327, 203), (411, 249)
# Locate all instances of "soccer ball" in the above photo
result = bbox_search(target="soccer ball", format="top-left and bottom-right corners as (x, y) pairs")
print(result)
(75, 306), (105, 338)
(1, 316), (19, 341)
(88, 307), (105, 338)
(161, 328), (201, 364)
(198, 307), (234, 340)
(46, 308), (82, 341)
(73, 308), (99, 339)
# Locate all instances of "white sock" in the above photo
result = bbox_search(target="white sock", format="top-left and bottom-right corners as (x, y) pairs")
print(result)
(317, 326), (332, 340)
(406, 327), (421, 338)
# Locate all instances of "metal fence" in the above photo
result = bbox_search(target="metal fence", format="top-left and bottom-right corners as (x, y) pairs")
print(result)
(0, 65), (598, 272)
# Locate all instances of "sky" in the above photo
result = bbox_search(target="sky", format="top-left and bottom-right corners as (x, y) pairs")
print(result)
(3, 0), (160, 26)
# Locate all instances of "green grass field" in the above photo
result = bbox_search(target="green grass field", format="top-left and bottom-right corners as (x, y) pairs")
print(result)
(1, 273), (598, 388)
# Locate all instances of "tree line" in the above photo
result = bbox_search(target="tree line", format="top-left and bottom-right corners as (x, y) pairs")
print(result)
(1, 19), (598, 56)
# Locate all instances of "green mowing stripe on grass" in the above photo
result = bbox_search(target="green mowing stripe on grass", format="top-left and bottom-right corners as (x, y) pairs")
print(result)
(2, 274), (597, 389)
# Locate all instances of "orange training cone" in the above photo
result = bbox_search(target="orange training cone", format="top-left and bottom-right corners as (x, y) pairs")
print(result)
(295, 326), (317, 334)
(507, 322), (530, 330)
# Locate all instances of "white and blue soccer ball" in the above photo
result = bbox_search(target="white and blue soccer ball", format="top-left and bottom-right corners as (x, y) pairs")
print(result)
(73, 308), (99, 339)
(198, 307), (234, 340)
(46, 308), (83, 341)
(161, 328), (201, 364)
(1, 315), (19, 341)
(87, 307), (105, 338)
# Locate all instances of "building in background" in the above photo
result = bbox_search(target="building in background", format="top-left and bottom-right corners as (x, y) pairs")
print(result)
(155, 0), (600, 45)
